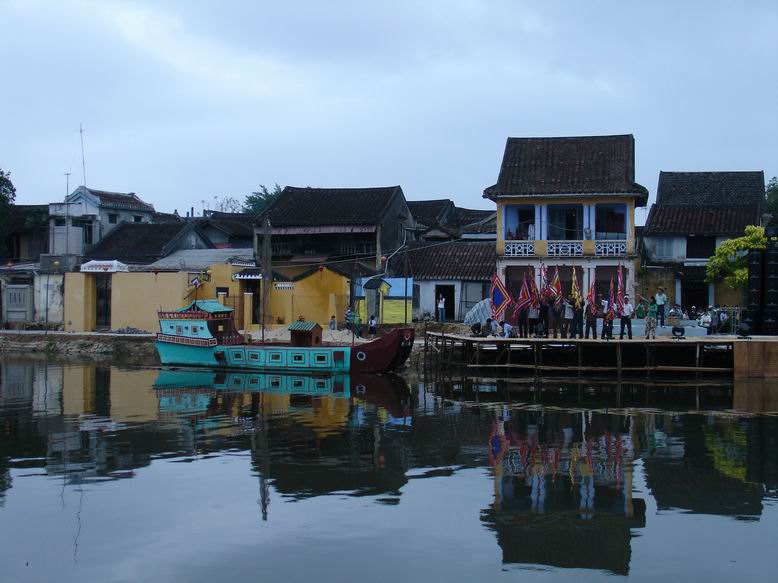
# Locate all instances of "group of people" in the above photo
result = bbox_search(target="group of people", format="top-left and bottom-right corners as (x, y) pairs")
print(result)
(340, 308), (379, 338)
(472, 287), (681, 341)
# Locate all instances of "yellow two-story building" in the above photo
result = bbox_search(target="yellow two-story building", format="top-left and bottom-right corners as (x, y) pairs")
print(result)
(484, 135), (648, 299)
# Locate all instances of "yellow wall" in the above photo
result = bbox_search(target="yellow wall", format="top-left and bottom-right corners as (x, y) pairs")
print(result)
(109, 368), (162, 422)
(258, 267), (350, 329)
(715, 281), (742, 307)
(111, 272), (191, 332)
(383, 298), (412, 324)
(64, 272), (96, 332)
(198, 263), (242, 299)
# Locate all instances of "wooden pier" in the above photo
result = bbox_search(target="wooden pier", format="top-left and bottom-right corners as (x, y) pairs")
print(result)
(424, 332), (778, 379)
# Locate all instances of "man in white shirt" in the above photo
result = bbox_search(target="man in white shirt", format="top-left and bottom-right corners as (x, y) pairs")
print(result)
(437, 295), (446, 322)
(619, 295), (634, 340)
(655, 287), (667, 327)
(500, 320), (513, 338)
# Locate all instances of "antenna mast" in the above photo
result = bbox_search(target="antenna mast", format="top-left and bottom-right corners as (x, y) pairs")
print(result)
(79, 123), (87, 187)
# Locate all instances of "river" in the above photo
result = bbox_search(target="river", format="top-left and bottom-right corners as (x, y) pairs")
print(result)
(1, 357), (776, 582)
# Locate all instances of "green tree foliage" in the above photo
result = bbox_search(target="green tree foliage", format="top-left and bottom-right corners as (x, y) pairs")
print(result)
(706, 225), (766, 289)
(243, 183), (283, 214)
(766, 176), (778, 217)
(0, 168), (17, 255)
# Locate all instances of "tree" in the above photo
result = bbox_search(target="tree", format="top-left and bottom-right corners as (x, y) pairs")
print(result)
(767, 176), (778, 217)
(213, 195), (243, 213)
(243, 183), (283, 214)
(0, 168), (15, 206)
(706, 225), (766, 289)
(0, 168), (17, 255)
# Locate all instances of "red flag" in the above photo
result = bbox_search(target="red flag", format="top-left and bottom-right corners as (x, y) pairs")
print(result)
(529, 268), (541, 309)
(616, 264), (625, 315)
(549, 266), (563, 305)
(586, 271), (597, 315)
(515, 273), (532, 312)
(539, 264), (548, 301)
(606, 276), (616, 321)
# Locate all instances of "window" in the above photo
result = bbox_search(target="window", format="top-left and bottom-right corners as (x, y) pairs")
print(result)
(547, 205), (583, 240)
(503, 205), (535, 240)
(687, 236), (716, 259)
(653, 238), (673, 259)
(232, 351), (243, 359)
(293, 379), (304, 389)
(191, 325), (199, 333)
(249, 377), (259, 385)
(72, 219), (93, 245)
(292, 354), (304, 363)
(175, 326), (183, 334)
(108, 213), (118, 224)
(594, 204), (627, 240)
(54, 218), (66, 227)
(216, 287), (229, 297)
(133, 215), (142, 223)
(249, 352), (259, 360)
(412, 284), (420, 309)
(315, 354), (327, 363)
(271, 377), (281, 388)
(269, 353), (282, 362)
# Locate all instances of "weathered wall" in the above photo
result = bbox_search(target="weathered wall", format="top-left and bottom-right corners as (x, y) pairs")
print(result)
(635, 267), (677, 304)
(64, 272), (96, 332)
(111, 272), (190, 332)
(33, 273), (64, 324)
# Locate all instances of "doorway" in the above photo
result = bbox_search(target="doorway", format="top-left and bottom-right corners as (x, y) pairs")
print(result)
(681, 282), (709, 312)
(434, 284), (455, 321)
(95, 274), (112, 329)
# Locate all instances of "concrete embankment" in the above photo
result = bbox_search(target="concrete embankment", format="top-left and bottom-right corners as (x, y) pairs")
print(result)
(0, 331), (160, 364)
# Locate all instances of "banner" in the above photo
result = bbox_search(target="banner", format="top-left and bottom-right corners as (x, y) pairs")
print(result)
(515, 273), (532, 313)
(571, 266), (582, 309)
(490, 273), (511, 318)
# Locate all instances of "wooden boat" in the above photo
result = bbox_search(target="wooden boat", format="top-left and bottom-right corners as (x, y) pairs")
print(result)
(156, 300), (415, 373)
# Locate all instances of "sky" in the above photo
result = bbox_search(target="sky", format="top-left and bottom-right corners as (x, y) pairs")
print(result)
(1, 0), (776, 222)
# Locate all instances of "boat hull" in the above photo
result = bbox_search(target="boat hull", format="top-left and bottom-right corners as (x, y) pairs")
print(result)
(156, 328), (415, 373)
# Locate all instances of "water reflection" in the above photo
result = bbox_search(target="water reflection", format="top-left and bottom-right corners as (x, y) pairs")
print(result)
(1, 358), (777, 581)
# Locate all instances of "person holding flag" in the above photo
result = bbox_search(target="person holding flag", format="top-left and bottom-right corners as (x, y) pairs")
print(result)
(571, 266), (584, 339)
(528, 268), (541, 337)
(513, 273), (532, 338)
(584, 276), (598, 339)
(601, 276), (616, 340)
(547, 266), (563, 338)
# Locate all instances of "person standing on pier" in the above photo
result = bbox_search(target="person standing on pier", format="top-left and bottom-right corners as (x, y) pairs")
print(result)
(561, 296), (575, 338)
(637, 293), (658, 339)
(619, 295), (634, 340)
(528, 303), (540, 337)
(584, 296), (598, 339)
(655, 287), (668, 328)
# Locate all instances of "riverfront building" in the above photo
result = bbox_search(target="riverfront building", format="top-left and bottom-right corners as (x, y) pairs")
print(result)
(486, 134), (648, 300)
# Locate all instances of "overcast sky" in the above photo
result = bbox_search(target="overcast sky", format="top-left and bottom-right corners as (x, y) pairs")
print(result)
(2, 0), (776, 221)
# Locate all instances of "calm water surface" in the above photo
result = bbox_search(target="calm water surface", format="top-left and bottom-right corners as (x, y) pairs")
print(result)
(1, 358), (777, 583)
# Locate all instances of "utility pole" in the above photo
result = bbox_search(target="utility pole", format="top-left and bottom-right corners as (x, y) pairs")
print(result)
(79, 123), (87, 187)
(64, 172), (71, 256)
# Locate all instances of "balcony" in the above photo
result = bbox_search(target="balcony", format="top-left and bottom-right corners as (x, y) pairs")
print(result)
(595, 240), (627, 256)
(547, 240), (583, 257)
(504, 241), (535, 257)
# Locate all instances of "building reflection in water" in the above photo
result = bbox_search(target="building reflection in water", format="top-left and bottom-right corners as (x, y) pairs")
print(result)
(1, 358), (777, 575)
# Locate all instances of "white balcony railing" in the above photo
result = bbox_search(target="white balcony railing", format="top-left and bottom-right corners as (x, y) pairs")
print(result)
(547, 241), (583, 257)
(595, 240), (627, 256)
(504, 241), (535, 257)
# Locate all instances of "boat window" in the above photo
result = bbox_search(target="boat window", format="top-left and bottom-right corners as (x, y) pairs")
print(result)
(249, 352), (259, 360)
(271, 377), (281, 388)
(232, 352), (243, 359)
(269, 353), (282, 362)
(293, 379), (304, 388)
(192, 326), (199, 333)
(249, 377), (259, 385)
(315, 380), (327, 389)
(315, 354), (327, 363)
(292, 354), (304, 363)
(234, 377), (242, 384)
(176, 325), (183, 335)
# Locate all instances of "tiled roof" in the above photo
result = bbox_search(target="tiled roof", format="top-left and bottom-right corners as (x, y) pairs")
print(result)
(85, 188), (154, 211)
(451, 207), (494, 227)
(288, 320), (319, 332)
(461, 214), (497, 234)
(643, 205), (761, 236)
(655, 171), (765, 207)
(407, 199), (453, 227)
(88, 222), (211, 264)
(260, 186), (402, 226)
(203, 211), (255, 237)
(409, 241), (496, 281)
(484, 134), (648, 205)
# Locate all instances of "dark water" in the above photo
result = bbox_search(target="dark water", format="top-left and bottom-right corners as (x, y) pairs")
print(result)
(1, 359), (777, 583)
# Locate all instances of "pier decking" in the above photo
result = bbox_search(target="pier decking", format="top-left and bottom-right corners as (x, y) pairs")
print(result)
(424, 332), (778, 378)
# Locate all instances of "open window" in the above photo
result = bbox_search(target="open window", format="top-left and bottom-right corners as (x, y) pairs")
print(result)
(595, 204), (627, 240)
(504, 205), (535, 241)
